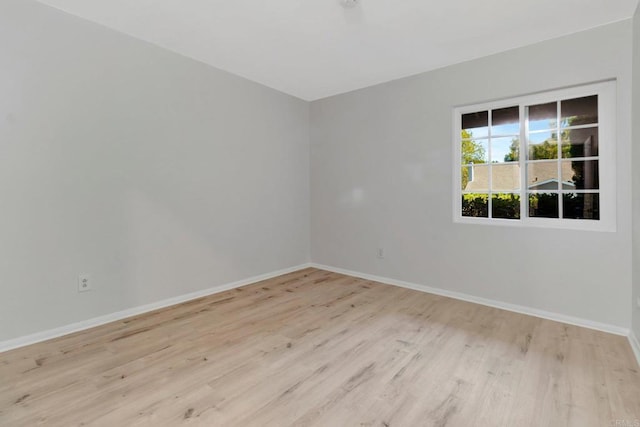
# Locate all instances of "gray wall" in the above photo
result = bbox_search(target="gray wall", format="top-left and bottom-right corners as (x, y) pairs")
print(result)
(311, 21), (633, 328)
(632, 5), (640, 339)
(2, 0), (636, 343)
(0, 0), (310, 341)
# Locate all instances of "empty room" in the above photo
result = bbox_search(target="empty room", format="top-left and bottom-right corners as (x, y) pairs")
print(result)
(1, 0), (640, 425)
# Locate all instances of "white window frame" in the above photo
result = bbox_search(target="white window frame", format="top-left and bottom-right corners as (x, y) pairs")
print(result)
(452, 80), (616, 232)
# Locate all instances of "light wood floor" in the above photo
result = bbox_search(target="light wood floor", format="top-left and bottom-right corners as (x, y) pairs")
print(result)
(1, 268), (639, 426)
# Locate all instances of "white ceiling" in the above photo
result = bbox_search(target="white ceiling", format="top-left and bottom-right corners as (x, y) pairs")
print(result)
(37, 0), (640, 101)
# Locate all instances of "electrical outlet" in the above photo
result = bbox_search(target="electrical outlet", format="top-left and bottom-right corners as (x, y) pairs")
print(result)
(377, 248), (385, 259)
(78, 274), (91, 292)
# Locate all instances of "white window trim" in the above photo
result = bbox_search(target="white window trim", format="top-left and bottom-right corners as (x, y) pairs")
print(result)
(452, 80), (616, 232)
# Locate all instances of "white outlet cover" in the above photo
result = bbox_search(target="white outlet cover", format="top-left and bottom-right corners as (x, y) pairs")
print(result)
(78, 274), (91, 292)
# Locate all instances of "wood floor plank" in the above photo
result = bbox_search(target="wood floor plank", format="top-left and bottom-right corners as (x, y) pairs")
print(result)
(1, 268), (638, 426)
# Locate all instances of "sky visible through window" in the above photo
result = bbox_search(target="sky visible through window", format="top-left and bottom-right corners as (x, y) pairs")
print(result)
(464, 119), (557, 163)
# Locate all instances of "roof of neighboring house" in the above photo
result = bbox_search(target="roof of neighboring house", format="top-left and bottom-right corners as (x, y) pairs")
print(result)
(464, 161), (574, 192)
(529, 179), (576, 191)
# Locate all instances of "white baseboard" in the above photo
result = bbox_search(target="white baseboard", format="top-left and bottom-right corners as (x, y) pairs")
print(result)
(629, 332), (640, 368)
(5, 261), (638, 368)
(310, 263), (631, 337)
(0, 263), (312, 353)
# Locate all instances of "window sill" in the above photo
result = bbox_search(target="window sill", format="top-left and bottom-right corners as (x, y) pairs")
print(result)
(453, 216), (616, 232)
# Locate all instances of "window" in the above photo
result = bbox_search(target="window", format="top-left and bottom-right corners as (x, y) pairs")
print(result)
(453, 81), (615, 231)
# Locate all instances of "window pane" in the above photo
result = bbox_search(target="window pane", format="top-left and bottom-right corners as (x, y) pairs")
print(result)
(561, 95), (597, 127)
(528, 131), (558, 160)
(529, 193), (559, 218)
(462, 164), (489, 191)
(462, 111), (489, 138)
(561, 126), (599, 158)
(461, 138), (488, 164)
(561, 160), (599, 190)
(563, 193), (599, 220)
(462, 194), (488, 217)
(492, 106), (519, 136)
(492, 163), (520, 191)
(492, 194), (520, 219)
(528, 161), (558, 191)
(528, 102), (557, 131)
(492, 137), (519, 163)
(461, 166), (468, 191)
